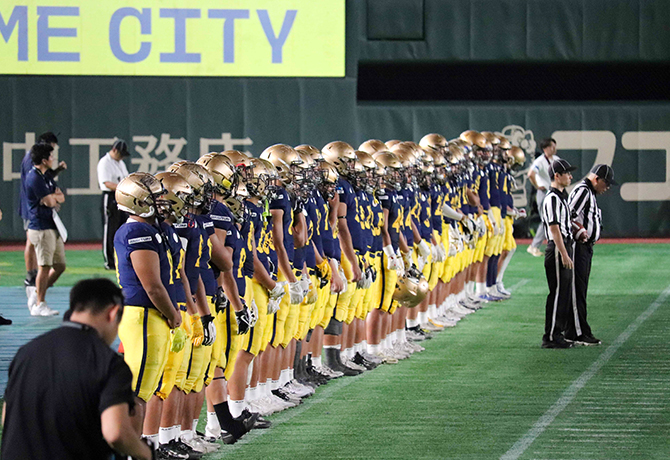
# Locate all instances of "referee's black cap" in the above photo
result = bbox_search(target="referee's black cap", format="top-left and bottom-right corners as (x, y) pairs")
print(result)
(112, 139), (130, 157)
(550, 158), (577, 177)
(590, 164), (617, 186)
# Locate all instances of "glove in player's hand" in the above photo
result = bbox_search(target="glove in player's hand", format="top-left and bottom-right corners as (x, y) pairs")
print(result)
(190, 314), (204, 347)
(170, 327), (187, 353)
(201, 314), (216, 346)
(235, 307), (252, 334)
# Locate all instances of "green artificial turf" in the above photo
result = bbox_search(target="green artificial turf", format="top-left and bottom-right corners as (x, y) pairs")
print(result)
(0, 249), (116, 286)
(1, 244), (669, 459)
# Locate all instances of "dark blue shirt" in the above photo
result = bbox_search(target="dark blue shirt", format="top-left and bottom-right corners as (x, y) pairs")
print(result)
(379, 188), (401, 250)
(174, 214), (201, 303)
(269, 186), (295, 266)
(19, 151), (32, 220)
(114, 220), (174, 309)
(25, 167), (57, 230)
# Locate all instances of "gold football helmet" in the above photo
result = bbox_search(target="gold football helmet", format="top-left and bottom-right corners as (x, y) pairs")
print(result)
(316, 161), (339, 199)
(245, 157), (278, 198)
(419, 133), (448, 152)
(510, 146), (526, 169)
(390, 142), (418, 168)
(321, 141), (356, 174)
(373, 151), (403, 191)
(260, 144), (303, 185)
(295, 144), (325, 163)
(393, 270), (429, 308)
(358, 139), (387, 155)
(196, 153), (237, 198)
(116, 172), (165, 218)
(155, 171), (193, 221)
(497, 135), (512, 150)
(168, 161), (213, 210)
(385, 139), (401, 149)
(481, 131), (501, 146)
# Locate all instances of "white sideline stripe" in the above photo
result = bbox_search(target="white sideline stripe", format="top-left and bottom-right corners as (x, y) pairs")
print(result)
(508, 279), (530, 292)
(500, 282), (670, 460)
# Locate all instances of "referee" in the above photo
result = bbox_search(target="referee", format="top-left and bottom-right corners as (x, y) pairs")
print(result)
(97, 139), (130, 270)
(540, 158), (577, 349)
(566, 164), (616, 345)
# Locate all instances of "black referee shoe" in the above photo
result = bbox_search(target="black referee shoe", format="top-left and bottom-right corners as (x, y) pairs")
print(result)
(576, 334), (602, 346)
(541, 338), (573, 349)
(0, 315), (11, 325)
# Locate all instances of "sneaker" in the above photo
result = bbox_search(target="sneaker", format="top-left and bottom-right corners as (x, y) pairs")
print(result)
(575, 335), (602, 346)
(233, 409), (260, 434)
(406, 329), (426, 342)
(315, 365), (344, 379)
(156, 444), (189, 460)
(353, 352), (378, 370)
(496, 282), (512, 296)
(421, 321), (443, 332)
(478, 293), (502, 302)
(272, 388), (301, 405)
(0, 315), (11, 325)
(26, 286), (37, 312)
(253, 416), (272, 429)
(373, 351), (399, 364)
(31, 301), (58, 317)
(406, 341), (425, 353)
(491, 286), (511, 299)
(359, 350), (383, 365)
(342, 357), (367, 372)
(286, 379), (315, 397)
(173, 438), (210, 457)
(541, 338), (573, 349)
(527, 246), (543, 257)
(390, 342), (410, 359)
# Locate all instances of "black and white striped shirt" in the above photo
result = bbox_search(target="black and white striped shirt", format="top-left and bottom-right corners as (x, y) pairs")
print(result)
(541, 187), (571, 242)
(568, 179), (602, 244)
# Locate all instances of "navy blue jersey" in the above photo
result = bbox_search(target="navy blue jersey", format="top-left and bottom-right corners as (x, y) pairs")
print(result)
(378, 188), (401, 249)
(269, 186), (294, 265)
(195, 214), (218, 296)
(488, 163), (501, 208)
(247, 200), (278, 281)
(310, 191), (326, 257)
(239, 205), (256, 280)
(477, 168), (490, 211)
(400, 188), (414, 246)
(417, 190), (433, 240)
(337, 178), (364, 255)
(354, 190), (372, 254)
(114, 220), (174, 309)
(321, 200), (340, 261)
(161, 222), (183, 305)
(302, 195), (317, 269)
(370, 196), (384, 253)
(174, 214), (201, 303)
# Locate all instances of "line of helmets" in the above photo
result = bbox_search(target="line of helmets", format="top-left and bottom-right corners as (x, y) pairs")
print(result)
(115, 130), (526, 308)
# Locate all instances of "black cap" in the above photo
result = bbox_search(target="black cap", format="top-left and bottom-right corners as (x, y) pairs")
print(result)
(590, 164), (617, 186)
(550, 158), (577, 177)
(112, 139), (130, 157)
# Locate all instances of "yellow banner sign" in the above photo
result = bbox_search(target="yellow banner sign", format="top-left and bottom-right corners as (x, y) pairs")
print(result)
(0, 0), (345, 76)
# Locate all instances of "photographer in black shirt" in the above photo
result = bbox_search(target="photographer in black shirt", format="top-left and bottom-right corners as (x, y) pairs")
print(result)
(2, 278), (153, 460)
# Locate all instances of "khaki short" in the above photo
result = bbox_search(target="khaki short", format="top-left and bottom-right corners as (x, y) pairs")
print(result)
(27, 229), (66, 266)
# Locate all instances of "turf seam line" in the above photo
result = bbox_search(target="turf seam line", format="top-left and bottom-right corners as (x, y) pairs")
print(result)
(508, 279), (530, 293)
(499, 282), (670, 460)
(223, 373), (363, 452)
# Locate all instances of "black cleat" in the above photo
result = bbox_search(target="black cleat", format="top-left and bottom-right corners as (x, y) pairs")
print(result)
(0, 315), (12, 325)
(253, 416), (272, 429)
(576, 334), (602, 346)
(353, 352), (378, 370)
(542, 339), (573, 349)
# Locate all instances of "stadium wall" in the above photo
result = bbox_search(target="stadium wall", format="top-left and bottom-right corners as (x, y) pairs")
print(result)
(2, 0), (670, 240)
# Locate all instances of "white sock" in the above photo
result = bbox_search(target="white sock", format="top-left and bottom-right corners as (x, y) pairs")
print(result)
(497, 248), (515, 284)
(258, 382), (267, 398)
(383, 336), (391, 349)
(193, 419), (199, 433)
(229, 399), (246, 419)
(399, 329), (407, 343)
(271, 379), (280, 391)
(418, 311), (428, 324)
(313, 355), (322, 367)
(367, 343), (380, 354)
(248, 386), (257, 401)
(476, 282), (486, 295)
(360, 340), (367, 352)
(180, 429), (194, 442)
(289, 368), (295, 381)
(158, 427), (172, 445)
(144, 434), (159, 448)
(172, 425), (181, 441)
(406, 318), (419, 328)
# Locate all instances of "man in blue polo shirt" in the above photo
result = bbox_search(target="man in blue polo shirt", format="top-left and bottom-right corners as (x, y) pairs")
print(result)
(19, 132), (66, 291)
(25, 143), (66, 316)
